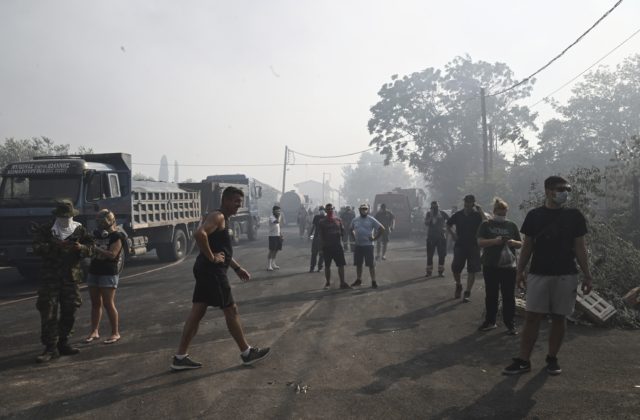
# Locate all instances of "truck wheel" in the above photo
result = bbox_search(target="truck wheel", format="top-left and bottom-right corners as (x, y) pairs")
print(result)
(157, 229), (188, 262)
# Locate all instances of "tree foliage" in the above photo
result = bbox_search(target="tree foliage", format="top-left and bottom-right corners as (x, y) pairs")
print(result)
(368, 55), (538, 205)
(536, 54), (640, 172)
(0, 137), (71, 169)
(340, 151), (418, 206)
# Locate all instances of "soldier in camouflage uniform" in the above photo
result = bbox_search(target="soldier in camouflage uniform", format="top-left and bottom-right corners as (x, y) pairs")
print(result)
(33, 200), (94, 363)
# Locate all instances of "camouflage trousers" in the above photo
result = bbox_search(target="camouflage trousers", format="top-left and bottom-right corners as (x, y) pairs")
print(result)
(36, 277), (82, 347)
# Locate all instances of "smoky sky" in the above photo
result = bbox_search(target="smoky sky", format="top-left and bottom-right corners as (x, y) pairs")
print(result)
(1, 0), (638, 190)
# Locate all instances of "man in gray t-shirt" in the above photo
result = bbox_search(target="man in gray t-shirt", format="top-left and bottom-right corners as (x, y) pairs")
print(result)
(349, 204), (385, 288)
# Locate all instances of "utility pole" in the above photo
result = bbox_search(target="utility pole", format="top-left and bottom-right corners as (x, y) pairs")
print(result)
(488, 124), (494, 172)
(281, 145), (288, 198)
(480, 88), (489, 183)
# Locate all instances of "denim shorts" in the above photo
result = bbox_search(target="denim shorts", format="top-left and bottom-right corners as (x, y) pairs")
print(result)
(86, 273), (119, 289)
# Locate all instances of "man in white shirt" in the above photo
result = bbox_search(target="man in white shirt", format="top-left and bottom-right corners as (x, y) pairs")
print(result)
(350, 203), (385, 288)
(267, 206), (283, 271)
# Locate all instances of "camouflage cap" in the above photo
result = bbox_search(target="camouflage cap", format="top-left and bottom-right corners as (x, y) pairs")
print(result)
(52, 199), (79, 217)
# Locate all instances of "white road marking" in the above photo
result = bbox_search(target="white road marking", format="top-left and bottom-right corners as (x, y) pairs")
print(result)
(0, 259), (186, 307)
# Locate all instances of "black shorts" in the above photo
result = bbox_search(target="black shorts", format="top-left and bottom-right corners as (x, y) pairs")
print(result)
(354, 245), (375, 267)
(451, 245), (481, 274)
(323, 246), (346, 268)
(268, 236), (283, 251)
(192, 265), (235, 308)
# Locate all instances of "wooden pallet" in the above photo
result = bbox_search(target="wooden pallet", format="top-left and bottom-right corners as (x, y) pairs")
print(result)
(575, 289), (617, 324)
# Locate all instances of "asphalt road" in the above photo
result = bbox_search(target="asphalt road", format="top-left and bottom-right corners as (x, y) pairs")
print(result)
(1, 226), (638, 419)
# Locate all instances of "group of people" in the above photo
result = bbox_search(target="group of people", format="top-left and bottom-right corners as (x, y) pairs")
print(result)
(33, 201), (125, 363)
(425, 176), (593, 375)
(34, 175), (593, 377)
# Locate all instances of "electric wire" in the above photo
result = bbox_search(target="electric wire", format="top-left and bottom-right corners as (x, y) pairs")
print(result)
(529, 26), (640, 109)
(487, 0), (625, 98)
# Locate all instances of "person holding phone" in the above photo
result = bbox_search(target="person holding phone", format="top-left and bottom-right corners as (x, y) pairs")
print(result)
(477, 198), (522, 335)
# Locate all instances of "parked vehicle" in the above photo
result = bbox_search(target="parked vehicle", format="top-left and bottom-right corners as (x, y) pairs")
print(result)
(181, 174), (262, 244)
(373, 192), (412, 236)
(0, 153), (261, 279)
(280, 190), (306, 226)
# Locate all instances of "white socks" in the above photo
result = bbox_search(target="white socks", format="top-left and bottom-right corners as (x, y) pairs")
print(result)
(241, 347), (251, 357)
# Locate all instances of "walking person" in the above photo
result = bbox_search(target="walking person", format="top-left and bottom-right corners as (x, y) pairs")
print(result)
(503, 176), (592, 376)
(477, 199), (522, 335)
(267, 205), (283, 271)
(32, 200), (94, 363)
(296, 205), (308, 239)
(350, 204), (384, 289)
(171, 187), (270, 370)
(374, 203), (395, 261)
(85, 209), (126, 345)
(318, 203), (351, 289)
(425, 201), (449, 277)
(446, 195), (486, 302)
(308, 206), (325, 272)
(341, 206), (356, 252)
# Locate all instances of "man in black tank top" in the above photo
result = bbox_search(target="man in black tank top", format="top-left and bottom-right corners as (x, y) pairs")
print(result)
(171, 187), (271, 370)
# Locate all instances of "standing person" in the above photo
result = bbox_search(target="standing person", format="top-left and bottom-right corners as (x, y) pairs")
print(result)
(171, 187), (270, 370)
(341, 206), (356, 252)
(477, 199), (522, 335)
(85, 209), (126, 344)
(350, 204), (385, 288)
(318, 203), (351, 290)
(306, 208), (314, 241)
(374, 203), (395, 261)
(425, 201), (450, 277)
(32, 200), (94, 363)
(296, 205), (308, 239)
(308, 206), (325, 272)
(503, 176), (592, 376)
(446, 195), (486, 302)
(267, 205), (283, 271)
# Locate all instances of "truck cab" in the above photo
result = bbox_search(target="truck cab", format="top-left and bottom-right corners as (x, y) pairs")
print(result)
(0, 154), (131, 278)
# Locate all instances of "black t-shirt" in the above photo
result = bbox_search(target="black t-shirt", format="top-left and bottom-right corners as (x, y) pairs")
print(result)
(89, 231), (126, 276)
(521, 206), (588, 275)
(447, 209), (483, 247)
(318, 217), (344, 249)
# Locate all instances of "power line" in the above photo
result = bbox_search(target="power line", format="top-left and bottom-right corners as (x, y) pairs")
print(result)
(133, 161), (384, 167)
(289, 147), (376, 159)
(529, 26), (640, 109)
(487, 0), (625, 98)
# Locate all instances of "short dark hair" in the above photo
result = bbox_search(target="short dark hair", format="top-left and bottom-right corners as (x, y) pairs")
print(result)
(430, 201), (438, 207)
(222, 186), (244, 201)
(463, 194), (475, 202)
(272, 205), (281, 211)
(544, 176), (568, 190)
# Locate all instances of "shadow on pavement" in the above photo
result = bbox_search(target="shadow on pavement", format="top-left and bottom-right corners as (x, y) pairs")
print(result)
(5, 365), (244, 419)
(431, 369), (548, 419)
(360, 331), (517, 395)
(355, 299), (459, 336)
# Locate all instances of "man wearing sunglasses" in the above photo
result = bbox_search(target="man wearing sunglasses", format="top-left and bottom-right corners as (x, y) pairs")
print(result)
(503, 176), (593, 376)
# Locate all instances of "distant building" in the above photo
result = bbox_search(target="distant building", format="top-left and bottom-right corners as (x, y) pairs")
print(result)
(294, 179), (341, 207)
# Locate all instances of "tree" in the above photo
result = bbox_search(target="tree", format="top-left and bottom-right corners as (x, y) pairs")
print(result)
(340, 151), (419, 206)
(536, 54), (640, 172)
(133, 173), (156, 181)
(368, 55), (538, 205)
(159, 155), (169, 182)
(0, 137), (71, 169)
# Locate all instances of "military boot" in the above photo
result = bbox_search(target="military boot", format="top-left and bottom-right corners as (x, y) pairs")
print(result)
(36, 346), (60, 363)
(58, 341), (80, 356)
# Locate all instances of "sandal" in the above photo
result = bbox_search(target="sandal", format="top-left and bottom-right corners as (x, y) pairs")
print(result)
(85, 336), (100, 343)
(103, 336), (121, 344)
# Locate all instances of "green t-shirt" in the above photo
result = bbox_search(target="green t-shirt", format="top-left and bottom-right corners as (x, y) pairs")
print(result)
(476, 219), (521, 267)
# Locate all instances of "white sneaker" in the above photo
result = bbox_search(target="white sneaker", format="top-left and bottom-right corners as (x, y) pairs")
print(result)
(272, 263), (280, 270)
(267, 266), (274, 271)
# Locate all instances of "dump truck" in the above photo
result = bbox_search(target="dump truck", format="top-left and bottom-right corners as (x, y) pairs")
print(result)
(0, 153), (261, 279)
